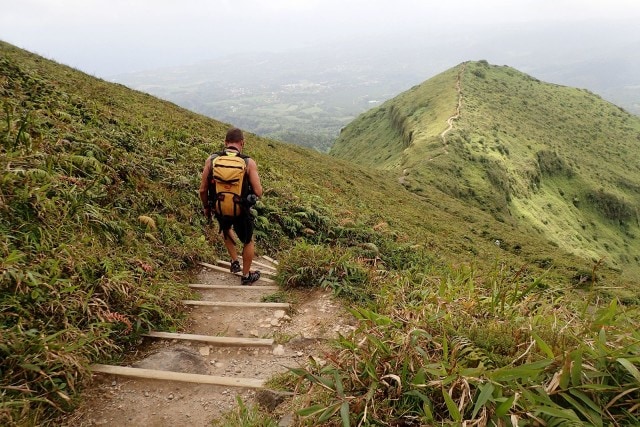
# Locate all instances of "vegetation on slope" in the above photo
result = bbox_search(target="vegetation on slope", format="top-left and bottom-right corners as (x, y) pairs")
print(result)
(2, 42), (640, 426)
(277, 254), (640, 426)
(332, 60), (640, 281)
(0, 41), (223, 424)
(0, 41), (551, 425)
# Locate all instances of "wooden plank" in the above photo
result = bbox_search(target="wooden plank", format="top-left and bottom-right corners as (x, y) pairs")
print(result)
(261, 255), (279, 266)
(211, 257), (278, 272)
(198, 262), (276, 284)
(183, 300), (289, 309)
(144, 331), (273, 347)
(216, 260), (276, 277)
(235, 256), (279, 271)
(255, 262), (278, 272)
(189, 284), (279, 291)
(217, 259), (277, 275)
(91, 364), (264, 388)
(250, 259), (278, 272)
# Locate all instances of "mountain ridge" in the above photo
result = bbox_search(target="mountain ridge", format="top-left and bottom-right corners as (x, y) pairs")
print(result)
(332, 60), (640, 278)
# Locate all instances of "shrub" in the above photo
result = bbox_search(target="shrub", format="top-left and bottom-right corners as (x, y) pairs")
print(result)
(587, 190), (635, 224)
(275, 242), (373, 302)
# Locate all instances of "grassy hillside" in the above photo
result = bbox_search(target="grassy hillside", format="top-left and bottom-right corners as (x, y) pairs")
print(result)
(332, 60), (640, 280)
(2, 43), (640, 426)
(0, 40), (524, 424)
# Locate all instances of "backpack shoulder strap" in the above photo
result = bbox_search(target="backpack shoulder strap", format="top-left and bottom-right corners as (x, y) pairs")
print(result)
(207, 152), (222, 182)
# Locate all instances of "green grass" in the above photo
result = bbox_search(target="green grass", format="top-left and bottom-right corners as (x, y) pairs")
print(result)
(332, 60), (640, 282)
(211, 396), (278, 427)
(2, 43), (639, 425)
(287, 257), (640, 425)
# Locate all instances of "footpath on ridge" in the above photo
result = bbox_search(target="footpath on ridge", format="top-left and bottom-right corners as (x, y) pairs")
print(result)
(439, 62), (466, 153)
(400, 62), (466, 184)
(63, 256), (356, 426)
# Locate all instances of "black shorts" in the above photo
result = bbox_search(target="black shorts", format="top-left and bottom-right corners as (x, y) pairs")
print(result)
(216, 214), (254, 244)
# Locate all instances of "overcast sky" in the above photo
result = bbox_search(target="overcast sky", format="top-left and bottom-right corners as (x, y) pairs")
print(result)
(1, 0), (639, 77)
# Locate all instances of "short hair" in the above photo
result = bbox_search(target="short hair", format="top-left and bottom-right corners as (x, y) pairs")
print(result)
(225, 128), (244, 143)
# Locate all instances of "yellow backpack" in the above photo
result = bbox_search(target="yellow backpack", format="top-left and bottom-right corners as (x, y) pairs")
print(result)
(208, 150), (250, 218)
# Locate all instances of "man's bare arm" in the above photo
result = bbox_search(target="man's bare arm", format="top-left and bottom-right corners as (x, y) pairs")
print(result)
(247, 158), (263, 197)
(199, 159), (211, 208)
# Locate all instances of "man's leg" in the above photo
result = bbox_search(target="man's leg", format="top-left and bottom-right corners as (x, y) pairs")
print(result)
(219, 219), (239, 264)
(234, 215), (260, 285)
(223, 232), (238, 261)
(241, 240), (254, 276)
(224, 229), (241, 273)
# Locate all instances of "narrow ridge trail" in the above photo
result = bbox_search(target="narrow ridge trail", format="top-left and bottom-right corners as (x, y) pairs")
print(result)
(402, 62), (466, 183)
(439, 62), (467, 152)
(63, 256), (356, 426)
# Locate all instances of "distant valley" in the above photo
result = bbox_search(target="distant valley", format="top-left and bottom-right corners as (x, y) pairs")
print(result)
(112, 22), (640, 152)
(111, 46), (422, 152)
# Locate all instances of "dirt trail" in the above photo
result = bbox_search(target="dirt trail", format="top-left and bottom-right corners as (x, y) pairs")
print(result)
(402, 63), (466, 183)
(439, 62), (466, 152)
(62, 257), (356, 426)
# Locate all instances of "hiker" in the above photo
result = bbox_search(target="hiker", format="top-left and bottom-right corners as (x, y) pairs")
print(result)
(199, 127), (263, 285)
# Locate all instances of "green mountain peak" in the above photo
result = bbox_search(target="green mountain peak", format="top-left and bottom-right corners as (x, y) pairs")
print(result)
(332, 60), (640, 277)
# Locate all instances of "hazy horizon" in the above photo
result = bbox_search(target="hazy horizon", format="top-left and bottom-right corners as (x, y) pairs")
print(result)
(2, 1), (640, 78)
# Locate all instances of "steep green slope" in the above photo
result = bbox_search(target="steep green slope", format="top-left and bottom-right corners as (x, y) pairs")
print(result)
(3, 43), (639, 426)
(1, 41), (226, 424)
(331, 65), (459, 169)
(0, 41), (577, 424)
(332, 60), (640, 278)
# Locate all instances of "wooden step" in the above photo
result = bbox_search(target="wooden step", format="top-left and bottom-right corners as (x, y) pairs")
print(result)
(238, 257), (279, 272)
(144, 331), (273, 347)
(91, 364), (264, 388)
(256, 261), (278, 272)
(236, 255), (278, 269)
(198, 262), (276, 284)
(216, 260), (276, 277)
(189, 284), (279, 291)
(183, 300), (289, 309)
(261, 255), (279, 266)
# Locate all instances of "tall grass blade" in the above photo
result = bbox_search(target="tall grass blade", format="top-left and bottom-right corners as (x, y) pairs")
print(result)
(340, 401), (350, 427)
(472, 382), (495, 418)
(616, 358), (640, 384)
(532, 332), (554, 359)
(441, 388), (462, 422)
(495, 394), (516, 418)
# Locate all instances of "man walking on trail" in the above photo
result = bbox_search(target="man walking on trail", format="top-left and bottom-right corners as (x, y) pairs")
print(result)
(199, 128), (263, 285)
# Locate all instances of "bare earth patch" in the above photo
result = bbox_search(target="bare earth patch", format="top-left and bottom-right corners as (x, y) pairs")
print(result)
(62, 258), (356, 426)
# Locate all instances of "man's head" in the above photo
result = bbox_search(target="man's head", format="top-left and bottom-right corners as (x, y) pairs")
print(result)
(225, 128), (244, 144)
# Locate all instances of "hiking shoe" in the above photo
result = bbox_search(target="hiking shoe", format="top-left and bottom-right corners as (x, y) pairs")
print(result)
(241, 271), (261, 286)
(230, 260), (241, 274)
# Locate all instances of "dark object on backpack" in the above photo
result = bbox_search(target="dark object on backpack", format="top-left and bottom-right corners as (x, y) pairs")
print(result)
(245, 194), (258, 207)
